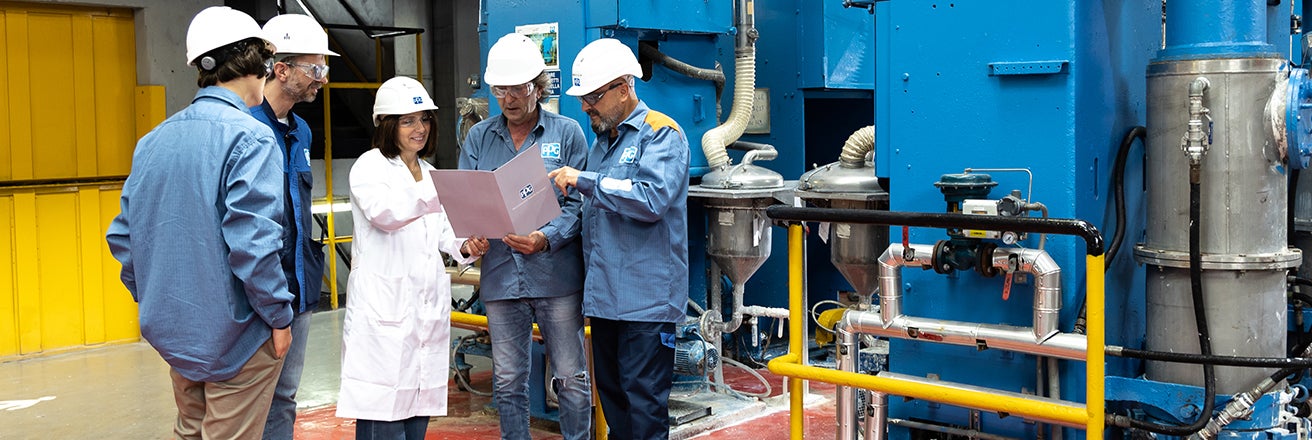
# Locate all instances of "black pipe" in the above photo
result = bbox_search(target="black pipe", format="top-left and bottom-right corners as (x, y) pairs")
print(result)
(1109, 346), (1312, 368)
(1121, 166), (1215, 436)
(764, 206), (1104, 256)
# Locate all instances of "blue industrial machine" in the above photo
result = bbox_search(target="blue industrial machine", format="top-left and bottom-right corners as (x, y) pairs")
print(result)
(471, 0), (1312, 438)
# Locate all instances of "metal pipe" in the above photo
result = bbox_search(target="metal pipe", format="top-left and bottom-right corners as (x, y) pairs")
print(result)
(876, 243), (935, 321)
(841, 309), (1087, 361)
(867, 391), (888, 440)
(1183, 77), (1211, 165)
(1086, 254), (1106, 438)
(888, 418), (1017, 440)
(987, 247), (1062, 340)
(765, 206), (1104, 256)
(837, 326), (859, 440)
(871, 244), (1078, 357)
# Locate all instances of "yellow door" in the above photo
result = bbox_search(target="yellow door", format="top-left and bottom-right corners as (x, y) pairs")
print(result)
(0, 2), (142, 357)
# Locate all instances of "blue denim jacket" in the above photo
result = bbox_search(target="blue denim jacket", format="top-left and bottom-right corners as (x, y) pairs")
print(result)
(106, 86), (293, 382)
(575, 101), (690, 323)
(459, 110), (587, 300)
(250, 101), (325, 314)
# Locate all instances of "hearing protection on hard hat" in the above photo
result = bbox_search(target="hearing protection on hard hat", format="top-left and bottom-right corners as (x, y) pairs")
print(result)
(484, 33), (546, 87)
(565, 38), (641, 96)
(372, 77), (439, 126)
(186, 6), (273, 68)
(263, 14), (338, 57)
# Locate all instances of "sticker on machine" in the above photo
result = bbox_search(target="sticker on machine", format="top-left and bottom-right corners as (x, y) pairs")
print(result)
(515, 22), (559, 68)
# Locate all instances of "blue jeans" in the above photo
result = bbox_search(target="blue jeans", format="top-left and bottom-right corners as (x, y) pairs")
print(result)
(355, 416), (429, 440)
(485, 294), (591, 440)
(262, 310), (312, 439)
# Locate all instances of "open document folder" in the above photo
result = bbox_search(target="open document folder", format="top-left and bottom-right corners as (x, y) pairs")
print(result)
(430, 144), (562, 237)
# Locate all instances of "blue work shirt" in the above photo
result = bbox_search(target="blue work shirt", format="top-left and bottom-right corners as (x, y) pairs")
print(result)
(575, 101), (690, 323)
(459, 110), (587, 301)
(106, 86), (293, 382)
(250, 101), (325, 314)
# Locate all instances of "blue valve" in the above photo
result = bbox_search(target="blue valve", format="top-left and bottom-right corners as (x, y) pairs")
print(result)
(1287, 67), (1312, 169)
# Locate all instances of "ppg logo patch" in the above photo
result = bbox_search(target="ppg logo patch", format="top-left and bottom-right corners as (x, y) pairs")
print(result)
(519, 184), (534, 200)
(619, 145), (639, 164)
(412, 96), (423, 104)
(572, 76), (581, 87)
(540, 143), (561, 159)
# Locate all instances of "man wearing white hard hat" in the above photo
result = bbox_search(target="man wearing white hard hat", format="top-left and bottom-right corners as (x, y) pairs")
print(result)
(460, 33), (591, 440)
(548, 38), (690, 440)
(106, 6), (292, 439)
(250, 13), (336, 440)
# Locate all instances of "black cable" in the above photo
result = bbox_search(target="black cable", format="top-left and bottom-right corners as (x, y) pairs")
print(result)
(1107, 126), (1146, 268)
(1077, 126), (1146, 335)
(1123, 169), (1215, 436)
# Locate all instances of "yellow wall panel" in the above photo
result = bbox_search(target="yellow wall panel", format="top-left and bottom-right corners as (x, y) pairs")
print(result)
(93, 15), (135, 176)
(79, 188), (104, 344)
(12, 192), (38, 354)
(4, 8), (33, 181)
(0, 195), (15, 357)
(0, 3), (137, 357)
(35, 191), (84, 349)
(0, 11), (9, 181)
(99, 186), (137, 342)
(27, 12), (77, 180)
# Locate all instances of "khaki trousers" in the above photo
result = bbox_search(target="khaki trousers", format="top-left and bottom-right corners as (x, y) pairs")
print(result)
(170, 337), (285, 440)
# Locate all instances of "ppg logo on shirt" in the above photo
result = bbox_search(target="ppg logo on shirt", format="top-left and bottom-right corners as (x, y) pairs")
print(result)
(520, 183), (533, 200)
(619, 145), (639, 164)
(540, 143), (561, 159)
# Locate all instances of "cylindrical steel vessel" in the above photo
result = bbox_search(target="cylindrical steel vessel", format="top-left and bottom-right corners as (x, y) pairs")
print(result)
(1138, 57), (1298, 393)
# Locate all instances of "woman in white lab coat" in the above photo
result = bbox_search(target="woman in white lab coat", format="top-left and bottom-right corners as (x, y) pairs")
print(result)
(337, 76), (489, 440)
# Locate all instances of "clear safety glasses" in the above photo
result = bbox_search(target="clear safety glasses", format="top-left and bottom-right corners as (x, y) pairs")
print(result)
(491, 82), (536, 99)
(286, 62), (330, 81)
(399, 114), (433, 129)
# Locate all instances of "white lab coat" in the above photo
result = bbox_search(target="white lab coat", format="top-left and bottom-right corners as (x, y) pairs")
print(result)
(337, 148), (475, 421)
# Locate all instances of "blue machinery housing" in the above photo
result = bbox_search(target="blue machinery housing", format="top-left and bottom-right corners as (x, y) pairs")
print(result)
(476, 0), (1312, 438)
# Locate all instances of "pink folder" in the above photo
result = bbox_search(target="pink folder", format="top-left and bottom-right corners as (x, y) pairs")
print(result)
(430, 144), (562, 237)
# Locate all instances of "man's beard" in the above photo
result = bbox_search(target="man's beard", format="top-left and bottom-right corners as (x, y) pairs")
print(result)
(589, 110), (622, 136)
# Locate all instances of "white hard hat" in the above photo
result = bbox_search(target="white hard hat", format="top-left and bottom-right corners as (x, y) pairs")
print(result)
(566, 38), (641, 96)
(484, 33), (546, 86)
(372, 77), (439, 126)
(263, 14), (338, 57)
(185, 6), (271, 67)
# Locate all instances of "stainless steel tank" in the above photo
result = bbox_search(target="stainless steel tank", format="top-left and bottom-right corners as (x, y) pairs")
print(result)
(698, 162), (786, 285)
(1137, 57), (1300, 393)
(796, 159), (889, 301)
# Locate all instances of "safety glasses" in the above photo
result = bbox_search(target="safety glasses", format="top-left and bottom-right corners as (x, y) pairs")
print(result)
(578, 82), (624, 106)
(491, 82), (536, 99)
(286, 62), (330, 81)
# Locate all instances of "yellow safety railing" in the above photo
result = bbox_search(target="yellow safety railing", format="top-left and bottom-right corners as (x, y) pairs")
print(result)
(767, 222), (1107, 439)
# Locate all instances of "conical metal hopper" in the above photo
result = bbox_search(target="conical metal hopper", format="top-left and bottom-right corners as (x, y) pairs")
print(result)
(796, 159), (889, 297)
(698, 162), (785, 285)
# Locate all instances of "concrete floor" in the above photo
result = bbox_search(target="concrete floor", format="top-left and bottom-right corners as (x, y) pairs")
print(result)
(0, 288), (837, 439)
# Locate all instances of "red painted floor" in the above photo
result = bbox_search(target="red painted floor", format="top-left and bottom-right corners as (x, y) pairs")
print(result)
(292, 367), (838, 439)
